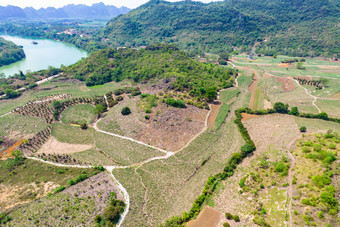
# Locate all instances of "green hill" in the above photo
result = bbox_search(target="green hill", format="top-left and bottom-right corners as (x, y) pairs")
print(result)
(102, 0), (340, 57)
(65, 43), (237, 101)
(0, 37), (25, 67)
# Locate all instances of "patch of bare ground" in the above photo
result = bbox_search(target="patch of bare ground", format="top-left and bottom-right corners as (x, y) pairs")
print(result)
(186, 206), (222, 227)
(207, 102), (222, 128)
(63, 172), (124, 212)
(0, 181), (58, 210)
(138, 103), (208, 151)
(37, 136), (93, 155)
(241, 113), (260, 121)
(264, 72), (296, 92)
(0, 139), (23, 160)
(243, 114), (300, 154)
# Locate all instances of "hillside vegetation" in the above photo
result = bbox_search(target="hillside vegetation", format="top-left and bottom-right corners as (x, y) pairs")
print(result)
(103, 0), (340, 57)
(0, 37), (25, 67)
(66, 43), (237, 101)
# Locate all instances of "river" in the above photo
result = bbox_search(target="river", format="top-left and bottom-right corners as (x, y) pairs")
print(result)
(0, 35), (87, 77)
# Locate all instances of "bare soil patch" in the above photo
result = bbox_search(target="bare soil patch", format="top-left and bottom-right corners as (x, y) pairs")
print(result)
(37, 136), (93, 155)
(241, 113), (260, 121)
(207, 102), (222, 128)
(276, 77), (295, 92)
(331, 91), (340, 99)
(278, 63), (292, 67)
(137, 103), (208, 151)
(263, 99), (273, 109)
(0, 181), (59, 210)
(243, 114), (300, 153)
(187, 206), (222, 227)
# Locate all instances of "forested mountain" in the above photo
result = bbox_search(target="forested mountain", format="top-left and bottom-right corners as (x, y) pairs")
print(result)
(103, 0), (340, 57)
(66, 43), (236, 102)
(0, 3), (130, 20)
(0, 37), (25, 67)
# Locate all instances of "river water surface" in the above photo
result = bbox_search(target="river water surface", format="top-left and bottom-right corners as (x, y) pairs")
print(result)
(0, 35), (87, 77)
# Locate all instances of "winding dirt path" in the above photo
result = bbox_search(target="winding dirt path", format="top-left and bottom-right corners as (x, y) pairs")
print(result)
(294, 79), (321, 113)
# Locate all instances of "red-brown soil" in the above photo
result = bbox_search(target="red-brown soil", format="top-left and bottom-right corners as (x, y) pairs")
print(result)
(207, 102), (222, 128)
(264, 72), (296, 92)
(276, 77), (296, 92)
(0, 139), (23, 160)
(241, 113), (260, 121)
(187, 206), (222, 227)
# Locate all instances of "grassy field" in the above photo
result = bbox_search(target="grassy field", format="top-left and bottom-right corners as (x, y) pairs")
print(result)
(214, 103), (229, 130)
(294, 117), (340, 133)
(315, 99), (340, 118)
(51, 123), (95, 145)
(61, 104), (96, 125)
(94, 131), (163, 166)
(219, 89), (240, 104)
(0, 114), (48, 140)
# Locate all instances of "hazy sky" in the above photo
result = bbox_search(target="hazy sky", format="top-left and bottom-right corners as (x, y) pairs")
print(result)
(0, 0), (222, 9)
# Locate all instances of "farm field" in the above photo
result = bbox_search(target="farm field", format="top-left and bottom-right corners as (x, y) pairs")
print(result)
(61, 104), (96, 124)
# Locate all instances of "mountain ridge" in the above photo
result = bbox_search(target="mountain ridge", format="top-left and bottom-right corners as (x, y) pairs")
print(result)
(103, 0), (340, 57)
(0, 2), (130, 20)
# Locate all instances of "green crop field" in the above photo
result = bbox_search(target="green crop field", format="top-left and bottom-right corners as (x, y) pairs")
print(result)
(214, 103), (229, 129)
(61, 104), (96, 125)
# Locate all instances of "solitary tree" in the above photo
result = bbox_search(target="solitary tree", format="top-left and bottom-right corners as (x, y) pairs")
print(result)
(121, 107), (131, 115)
(274, 102), (289, 113)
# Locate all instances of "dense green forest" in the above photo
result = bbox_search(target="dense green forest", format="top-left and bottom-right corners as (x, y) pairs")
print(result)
(0, 37), (25, 67)
(103, 0), (340, 57)
(65, 43), (237, 101)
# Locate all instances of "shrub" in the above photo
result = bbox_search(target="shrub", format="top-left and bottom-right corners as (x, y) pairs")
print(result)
(225, 213), (233, 220)
(121, 107), (131, 115)
(290, 107), (299, 116)
(317, 211), (324, 218)
(241, 143), (255, 155)
(302, 146), (311, 153)
(329, 143), (336, 149)
(113, 88), (124, 96)
(165, 97), (186, 108)
(80, 123), (88, 130)
(233, 215), (240, 222)
(223, 222), (230, 227)
(108, 100), (118, 107)
(5, 88), (20, 99)
(53, 185), (65, 193)
(131, 90), (141, 96)
(300, 126), (307, 132)
(57, 169), (64, 174)
(116, 96), (124, 101)
(312, 175), (331, 188)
